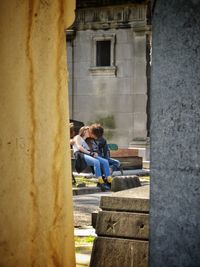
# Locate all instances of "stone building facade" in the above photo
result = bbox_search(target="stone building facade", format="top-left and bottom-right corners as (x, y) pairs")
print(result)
(66, 0), (151, 147)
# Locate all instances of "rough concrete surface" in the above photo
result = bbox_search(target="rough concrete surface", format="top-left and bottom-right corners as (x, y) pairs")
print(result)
(73, 192), (111, 227)
(100, 185), (149, 212)
(150, 1), (200, 266)
(90, 237), (148, 267)
(96, 210), (149, 239)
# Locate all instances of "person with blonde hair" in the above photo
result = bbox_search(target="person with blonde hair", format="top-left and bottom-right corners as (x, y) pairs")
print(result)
(73, 126), (112, 190)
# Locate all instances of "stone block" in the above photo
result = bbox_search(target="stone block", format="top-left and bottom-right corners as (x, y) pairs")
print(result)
(73, 186), (101, 196)
(120, 156), (143, 170)
(91, 211), (98, 228)
(77, 182), (86, 188)
(110, 148), (139, 157)
(96, 210), (149, 239)
(111, 176), (141, 192)
(100, 185), (149, 212)
(90, 237), (148, 267)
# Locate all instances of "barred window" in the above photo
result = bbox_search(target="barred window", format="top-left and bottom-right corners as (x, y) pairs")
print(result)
(96, 40), (111, 67)
(89, 34), (116, 76)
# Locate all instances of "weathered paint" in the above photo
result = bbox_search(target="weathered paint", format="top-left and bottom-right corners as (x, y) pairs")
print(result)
(0, 1), (75, 266)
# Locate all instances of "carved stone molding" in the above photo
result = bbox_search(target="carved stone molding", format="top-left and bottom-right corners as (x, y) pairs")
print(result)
(89, 66), (117, 76)
(72, 5), (147, 30)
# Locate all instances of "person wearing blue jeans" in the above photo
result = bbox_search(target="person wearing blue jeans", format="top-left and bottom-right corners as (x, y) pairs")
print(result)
(88, 123), (120, 176)
(83, 153), (111, 179)
(72, 126), (112, 190)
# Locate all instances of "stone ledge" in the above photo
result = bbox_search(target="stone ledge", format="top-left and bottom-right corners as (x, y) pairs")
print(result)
(89, 66), (117, 76)
(73, 186), (101, 196)
(100, 185), (149, 212)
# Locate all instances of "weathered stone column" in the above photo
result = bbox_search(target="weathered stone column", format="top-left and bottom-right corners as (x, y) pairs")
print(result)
(132, 30), (147, 142)
(0, 1), (75, 266)
(150, 1), (200, 266)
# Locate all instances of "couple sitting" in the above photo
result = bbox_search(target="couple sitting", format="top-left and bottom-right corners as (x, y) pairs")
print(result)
(72, 123), (120, 191)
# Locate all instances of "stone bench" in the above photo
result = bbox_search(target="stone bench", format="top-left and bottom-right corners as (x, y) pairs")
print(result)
(109, 147), (143, 174)
(71, 147), (143, 181)
(117, 156), (143, 175)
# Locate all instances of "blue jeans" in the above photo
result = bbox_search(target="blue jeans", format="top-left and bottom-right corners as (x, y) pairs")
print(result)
(83, 154), (110, 177)
(107, 157), (120, 172)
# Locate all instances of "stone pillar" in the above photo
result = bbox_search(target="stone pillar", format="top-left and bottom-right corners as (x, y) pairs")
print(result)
(150, 1), (200, 267)
(0, 1), (75, 267)
(132, 30), (147, 142)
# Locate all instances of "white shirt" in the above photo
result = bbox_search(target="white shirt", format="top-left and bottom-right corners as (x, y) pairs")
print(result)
(73, 135), (90, 153)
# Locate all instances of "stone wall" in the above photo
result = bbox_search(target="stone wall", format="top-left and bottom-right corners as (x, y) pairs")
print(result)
(67, 2), (149, 147)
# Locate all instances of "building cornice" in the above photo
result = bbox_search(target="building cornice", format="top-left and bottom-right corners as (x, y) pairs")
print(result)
(71, 4), (148, 30)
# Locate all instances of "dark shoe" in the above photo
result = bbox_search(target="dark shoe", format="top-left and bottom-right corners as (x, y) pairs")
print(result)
(97, 183), (110, 192)
(105, 176), (112, 189)
(106, 182), (111, 189)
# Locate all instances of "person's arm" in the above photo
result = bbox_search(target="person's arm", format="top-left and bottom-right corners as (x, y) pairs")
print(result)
(70, 138), (75, 146)
(102, 138), (110, 158)
(74, 135), (94, 156)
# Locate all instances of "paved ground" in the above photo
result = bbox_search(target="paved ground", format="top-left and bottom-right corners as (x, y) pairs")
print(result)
(73, 170), (150, 227)
(73, 191), (113, 266)
(73, 168), (149, 179)
(73, 191), (111, 227)
(73, 173), (150, 266)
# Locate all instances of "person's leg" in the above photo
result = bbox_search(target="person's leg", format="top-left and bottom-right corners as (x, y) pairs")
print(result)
(83, 154), (102, 177)
(95, 156), (110, 177)
(96, 156), (113, 184)
(83, 154), (110, 191)
(108, 158), (120, 173)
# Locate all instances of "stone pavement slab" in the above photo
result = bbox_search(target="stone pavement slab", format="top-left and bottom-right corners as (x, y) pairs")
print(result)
(74, 227), (95, 267)
(74, 227), (96, 237)
(76, 251), (91, 267)
(73, 192), (111, 227)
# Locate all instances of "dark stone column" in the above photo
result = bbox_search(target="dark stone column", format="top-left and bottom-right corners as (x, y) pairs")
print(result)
(150, 1), (200, 267)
